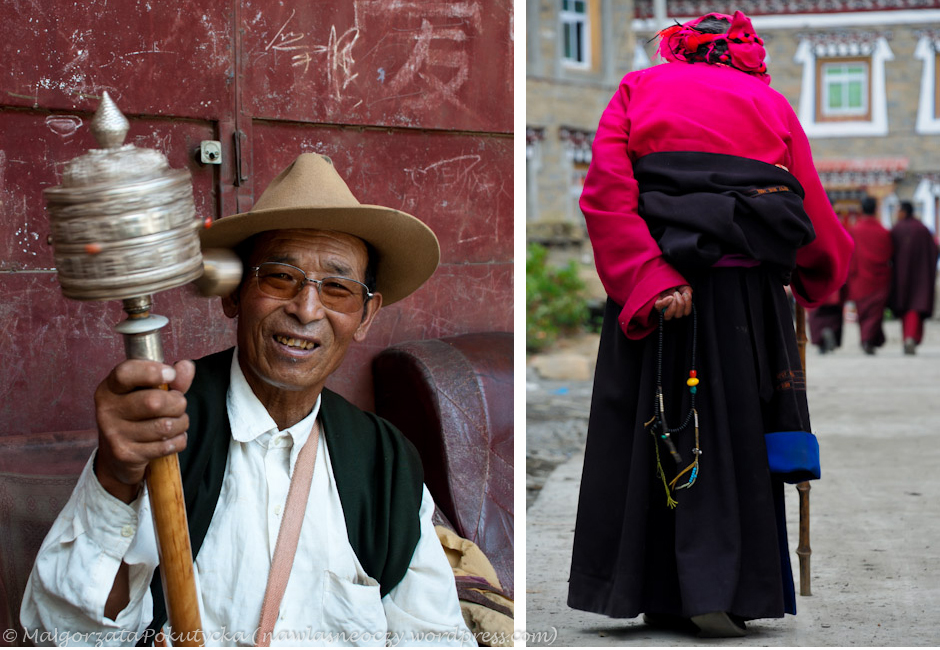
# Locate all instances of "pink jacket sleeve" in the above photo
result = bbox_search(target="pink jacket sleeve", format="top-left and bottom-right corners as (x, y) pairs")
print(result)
(785, 111), (854, 307)
(579, 84), (688, 340)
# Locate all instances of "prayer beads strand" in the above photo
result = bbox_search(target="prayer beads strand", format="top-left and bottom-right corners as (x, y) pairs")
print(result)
(646, 304), (703, 508)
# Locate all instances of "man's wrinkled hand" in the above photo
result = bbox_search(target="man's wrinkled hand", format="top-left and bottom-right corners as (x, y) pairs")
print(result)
(93, 359), (195, 503)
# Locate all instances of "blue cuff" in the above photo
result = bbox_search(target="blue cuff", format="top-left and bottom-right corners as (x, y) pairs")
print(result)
(765, 430), (820, 483)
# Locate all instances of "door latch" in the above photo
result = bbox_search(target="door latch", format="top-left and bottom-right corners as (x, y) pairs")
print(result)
(199, 140), (222, 165)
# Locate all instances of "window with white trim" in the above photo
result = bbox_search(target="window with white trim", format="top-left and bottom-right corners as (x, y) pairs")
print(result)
(935, 51), (940, 120)
(819, 59), (869, 120)
(795, 33), (893, 137)
(913, 176), (940, 236)
(570, 161), (589, 226)
(526, 128), (544, 222)
(914, 34), (940, 134)
(560, 0), (589, 68)
(560, 127), (593, 225)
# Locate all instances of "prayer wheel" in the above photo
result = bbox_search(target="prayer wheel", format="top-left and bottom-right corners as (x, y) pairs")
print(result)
(44, 92), (240, 646)
(45, 93), (204, 301)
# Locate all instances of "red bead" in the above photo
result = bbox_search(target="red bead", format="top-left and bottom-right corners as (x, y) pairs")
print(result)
(689, 370), (697, 378)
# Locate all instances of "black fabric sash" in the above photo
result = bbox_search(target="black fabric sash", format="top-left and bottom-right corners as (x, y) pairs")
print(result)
(634, 151), (816, 278)
(143, 347), (423, 642)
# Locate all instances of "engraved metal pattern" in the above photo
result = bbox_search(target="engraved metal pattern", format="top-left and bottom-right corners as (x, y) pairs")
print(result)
(44, 95), (203, 302)
(48, 176), (194, 241)
(59, 145), (169, 188)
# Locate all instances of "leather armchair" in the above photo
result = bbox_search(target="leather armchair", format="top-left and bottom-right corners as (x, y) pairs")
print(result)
(372, 332), (513, 598)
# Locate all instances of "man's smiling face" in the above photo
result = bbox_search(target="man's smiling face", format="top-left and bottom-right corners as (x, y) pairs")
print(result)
(223, 228), (382, 420)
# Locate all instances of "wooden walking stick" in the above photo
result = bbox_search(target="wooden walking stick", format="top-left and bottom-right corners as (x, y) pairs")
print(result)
(44, 93), (241, 645)
(794, 304), (812, 596)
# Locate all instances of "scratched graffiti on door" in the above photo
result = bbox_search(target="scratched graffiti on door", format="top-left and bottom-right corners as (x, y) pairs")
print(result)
(258, 1), (482, 113)
(264, 7), (359, 98)
(0, 0), (511, 432)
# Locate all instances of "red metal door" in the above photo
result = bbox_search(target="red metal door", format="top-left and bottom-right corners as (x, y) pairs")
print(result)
(0, 1), (513, 435)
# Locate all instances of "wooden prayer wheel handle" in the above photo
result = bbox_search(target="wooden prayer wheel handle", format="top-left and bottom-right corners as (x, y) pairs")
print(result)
(118, 298), (204, 646)
(148, 454), (204, 646)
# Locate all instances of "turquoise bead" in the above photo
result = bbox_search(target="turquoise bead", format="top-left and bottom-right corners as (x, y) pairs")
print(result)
(689, 386), (697, 394)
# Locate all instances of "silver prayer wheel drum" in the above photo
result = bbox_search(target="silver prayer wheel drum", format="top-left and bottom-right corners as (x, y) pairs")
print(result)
(44, 92), (203, 301)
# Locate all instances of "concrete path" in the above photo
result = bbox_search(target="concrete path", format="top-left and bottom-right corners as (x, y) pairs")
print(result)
(525, 318), (940, 646)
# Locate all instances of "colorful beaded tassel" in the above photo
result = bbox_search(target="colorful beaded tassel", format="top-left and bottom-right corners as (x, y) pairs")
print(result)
(644, 304), (702, 508)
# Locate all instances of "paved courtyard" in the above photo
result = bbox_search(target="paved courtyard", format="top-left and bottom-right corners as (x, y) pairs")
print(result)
(526, 316), (940, 646)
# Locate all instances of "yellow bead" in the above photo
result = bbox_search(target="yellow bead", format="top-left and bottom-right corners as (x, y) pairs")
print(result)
(687, 377), (700, 387)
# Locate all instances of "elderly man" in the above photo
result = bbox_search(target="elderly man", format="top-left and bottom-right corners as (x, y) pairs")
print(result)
(21, 154), (475, 646)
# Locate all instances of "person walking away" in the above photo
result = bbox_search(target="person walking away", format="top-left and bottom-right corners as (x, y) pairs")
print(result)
(567, 11), (852, 639)
(848, 196), (893, 355)
(889, 201), (938, 354)
(808, 284), (847, 354)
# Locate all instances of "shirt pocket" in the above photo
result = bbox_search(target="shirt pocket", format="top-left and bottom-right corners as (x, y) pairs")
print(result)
(322, 570), (387, 646)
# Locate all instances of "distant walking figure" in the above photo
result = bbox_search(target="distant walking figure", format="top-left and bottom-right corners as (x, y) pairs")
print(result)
(848, 197), (893, 355)
(889, 201), (938, 354)
(808, 283), (847, 354)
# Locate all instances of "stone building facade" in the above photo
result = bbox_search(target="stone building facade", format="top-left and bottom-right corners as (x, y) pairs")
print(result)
(527, 1), (940, 292)
(526, 0), (635, 284)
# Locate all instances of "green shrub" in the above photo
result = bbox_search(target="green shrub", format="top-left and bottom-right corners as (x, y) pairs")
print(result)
(526, 243), (589, 352)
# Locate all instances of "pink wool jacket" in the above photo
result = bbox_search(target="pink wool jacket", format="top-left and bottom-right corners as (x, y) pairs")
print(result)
(580, 61), (854, 339)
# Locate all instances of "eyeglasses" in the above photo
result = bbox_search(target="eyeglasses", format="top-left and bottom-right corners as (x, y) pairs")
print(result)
(251, 262), (373, 313)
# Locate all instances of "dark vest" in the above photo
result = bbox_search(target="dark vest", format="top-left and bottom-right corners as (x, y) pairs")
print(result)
(144, 348), (424, 640)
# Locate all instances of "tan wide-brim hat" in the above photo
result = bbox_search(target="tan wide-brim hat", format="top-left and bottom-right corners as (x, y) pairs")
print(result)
(200, 153), (440, 305)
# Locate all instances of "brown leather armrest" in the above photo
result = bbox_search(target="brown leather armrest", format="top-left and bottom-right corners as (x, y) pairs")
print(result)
(373, 332), (513, 597)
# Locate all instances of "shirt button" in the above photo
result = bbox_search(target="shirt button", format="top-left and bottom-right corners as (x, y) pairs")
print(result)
(121, 525), (135, 537)
(274, 505), (282, 516)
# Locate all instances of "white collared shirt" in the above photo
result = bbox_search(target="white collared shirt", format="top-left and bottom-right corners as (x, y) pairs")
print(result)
(21, 351), (475, 647)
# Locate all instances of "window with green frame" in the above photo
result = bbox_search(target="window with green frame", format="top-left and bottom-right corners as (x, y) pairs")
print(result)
(560, 0), (588, 66)
(819, 59), (869, 119)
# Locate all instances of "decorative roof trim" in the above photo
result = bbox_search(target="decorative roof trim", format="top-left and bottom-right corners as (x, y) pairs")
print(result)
(558, 126), (595, 144)
(819, 170), (905, 187)
(635, 0), (940, 19)
(815, 157), (909, 173)
(796, 30), (891, 57)
(634, 10), (940, 32)
(558, 127), (595, 164)
(526, 127), (546, 144)
(817, 157), (908, 189)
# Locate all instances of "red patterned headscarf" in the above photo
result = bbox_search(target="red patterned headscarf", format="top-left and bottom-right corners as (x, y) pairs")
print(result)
(656, 11), (770, 84)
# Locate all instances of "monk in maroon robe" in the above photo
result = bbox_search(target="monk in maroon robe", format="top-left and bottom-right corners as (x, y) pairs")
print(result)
(848, 197), (893, 354)
(889, 201), (938, 354)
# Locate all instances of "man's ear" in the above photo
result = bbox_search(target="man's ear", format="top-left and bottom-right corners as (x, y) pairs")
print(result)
(221, 288), (240, 319)
(353, 292), (383, 342)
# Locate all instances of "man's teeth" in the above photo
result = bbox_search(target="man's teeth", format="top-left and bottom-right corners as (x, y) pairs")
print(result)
(275, 335), (316, 350)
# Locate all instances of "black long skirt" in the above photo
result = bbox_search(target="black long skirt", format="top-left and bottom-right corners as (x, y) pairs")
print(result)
(568, 266), (808, 621)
